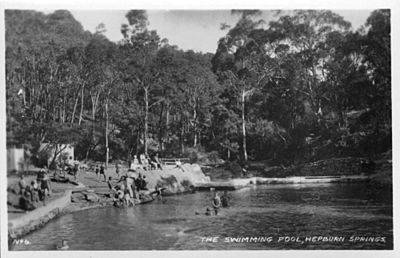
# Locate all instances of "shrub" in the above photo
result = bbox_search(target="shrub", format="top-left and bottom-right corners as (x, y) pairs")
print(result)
(189, 151), (198, 164)
(33, 149), (52, 168)
(208, 151), (219, 164)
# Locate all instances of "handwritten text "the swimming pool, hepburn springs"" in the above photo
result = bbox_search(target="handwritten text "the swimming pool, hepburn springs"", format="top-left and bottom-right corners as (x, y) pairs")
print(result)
(200, 236), (387, 244)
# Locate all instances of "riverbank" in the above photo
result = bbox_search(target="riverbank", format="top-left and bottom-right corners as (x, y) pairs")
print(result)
(196, 175), (372, 191)
(8, 190), (72, 242)
(202, 155), (392, 183)
(7, 163), (211, 243)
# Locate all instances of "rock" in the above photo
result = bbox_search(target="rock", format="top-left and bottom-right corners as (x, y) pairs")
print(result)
(71, 193), (84, 203)
(7, 192), (21, 207)
(84, 193), (100, 202)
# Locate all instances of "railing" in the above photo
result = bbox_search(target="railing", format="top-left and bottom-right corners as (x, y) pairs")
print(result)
(160, 158), (190, 166)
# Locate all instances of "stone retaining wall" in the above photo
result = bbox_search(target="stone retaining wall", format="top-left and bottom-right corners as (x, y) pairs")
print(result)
(8, 190), (72, 241)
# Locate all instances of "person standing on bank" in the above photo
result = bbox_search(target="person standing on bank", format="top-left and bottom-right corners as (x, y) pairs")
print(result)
(37, 168), (51, 205)
(153, 153), (163, 170)
(95, 164), (100, 179)
(18, 175), (26, 195)
(115, 163), (120, 177)
(99, 163), (106, 181)
(126, 170), (135, 198)
(30, 180), (40, 203)
(72, 163), (79, 181)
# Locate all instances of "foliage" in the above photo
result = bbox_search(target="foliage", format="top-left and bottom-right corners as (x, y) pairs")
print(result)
(5, 9), (391, 168)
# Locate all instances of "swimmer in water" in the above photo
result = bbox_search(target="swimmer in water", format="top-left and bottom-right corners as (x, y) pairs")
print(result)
(57, 239), (69, 250)
(195, 207), (213, 216)
(221, 190), (229, 207)
(212, 192), (221, 215)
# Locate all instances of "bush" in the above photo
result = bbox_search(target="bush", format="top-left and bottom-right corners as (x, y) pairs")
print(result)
(225, 161), (242, 177)
(208, 151), (219, 164)
(189, 151), (198, 164)
(32, 149), (52, 168)
(182, 148), (199, 164)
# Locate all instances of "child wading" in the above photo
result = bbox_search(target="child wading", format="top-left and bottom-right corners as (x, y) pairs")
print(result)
(212, 192), (221, 215)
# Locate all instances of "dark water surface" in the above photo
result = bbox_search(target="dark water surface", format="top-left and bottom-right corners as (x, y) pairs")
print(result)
(12, 182), (393, 250)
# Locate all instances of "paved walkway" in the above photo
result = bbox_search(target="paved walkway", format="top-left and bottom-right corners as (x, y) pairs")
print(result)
(7, 168), (113, 218)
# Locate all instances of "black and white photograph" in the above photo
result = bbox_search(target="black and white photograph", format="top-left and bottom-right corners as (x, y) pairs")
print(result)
(0, 0), (398, 255)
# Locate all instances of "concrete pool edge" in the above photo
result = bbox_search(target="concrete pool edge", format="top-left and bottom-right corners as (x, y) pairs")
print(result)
(8, 190), (72, 244)
(195, 174), (372, 191)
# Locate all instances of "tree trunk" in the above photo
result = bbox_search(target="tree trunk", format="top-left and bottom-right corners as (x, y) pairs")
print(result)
(85, 147), (91, 161)
(136, 128), (140, 156)
(62, 90), (66, 124)
(90, 88), (101, 149)
(241, 88), (248, 162)
(198, 131), (201, 147)
(144, 86), (149, 155)
(181, 124), (185, 154)
(105, 100), (109, 169)
(78, 84), (85, 125)
(166, 104), (170, 145)
(71, 86), (81, 124)
(193, 107), (197, 147)
(158, 102), (164, 152)
(50, 144), (67, 169)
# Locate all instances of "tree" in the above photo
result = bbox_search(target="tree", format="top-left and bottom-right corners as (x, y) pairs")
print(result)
(5, 10), (91, 151)
(83, 33), (119, 165)
(267, 11), (352, 126)
(213, 10), (268, 161)
(363, 10), (391, 132)
(120, 10), (166, 155)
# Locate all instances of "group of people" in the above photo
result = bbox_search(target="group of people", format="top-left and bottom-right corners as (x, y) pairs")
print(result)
(92, 155), (161, 184)
(92, 152), (185, 184)
(94, 163), (107, 181)
(59, 157), (80, 180)
(197, 191), (230, 216)
(18, 168), (52, 211)
(108, 170), (149, 208)
(130, 153), (163, 171)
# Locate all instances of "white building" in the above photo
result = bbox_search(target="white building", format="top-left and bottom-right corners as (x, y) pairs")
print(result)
(39, 143), (74, 164)
(7, 148), (24, 172)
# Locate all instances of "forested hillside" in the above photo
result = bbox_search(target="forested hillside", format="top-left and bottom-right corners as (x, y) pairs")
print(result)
(5, 9), (391, 168)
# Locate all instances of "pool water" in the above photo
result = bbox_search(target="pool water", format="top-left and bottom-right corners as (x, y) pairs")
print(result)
(12, 182), (393, 250)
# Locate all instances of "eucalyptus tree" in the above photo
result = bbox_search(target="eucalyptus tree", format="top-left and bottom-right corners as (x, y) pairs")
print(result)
(150, 45), (184, 152)
(5, 10), (91, 155)
(363, 9), (391, 136)
(213, 10), (277, 161)
(267, 10), (352, 127)
(120, 10), (167, 155)
(176, 51), (221, 148)
(83, 33), (120, 165)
